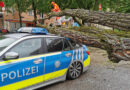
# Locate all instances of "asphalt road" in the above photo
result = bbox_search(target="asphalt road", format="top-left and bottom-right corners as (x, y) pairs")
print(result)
(38, 47), (130, 90)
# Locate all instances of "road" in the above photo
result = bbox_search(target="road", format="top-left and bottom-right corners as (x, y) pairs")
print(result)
(38, 47), (130, 90)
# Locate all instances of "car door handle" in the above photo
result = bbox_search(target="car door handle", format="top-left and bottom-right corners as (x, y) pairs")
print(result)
(65, 53), (71, 57)
(34, 59), (43, 64)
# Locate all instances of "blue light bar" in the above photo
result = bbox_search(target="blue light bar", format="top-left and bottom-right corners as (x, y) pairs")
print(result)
(32, 27), (48, 34)
(17, 27), (49, 35)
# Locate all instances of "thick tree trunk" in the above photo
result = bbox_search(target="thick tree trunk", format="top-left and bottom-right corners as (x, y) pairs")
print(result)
(45, 9), (130, 31)
(41, 26), (130, 62)
(72, 17), (83, 26)
(41, 9), (130, 62)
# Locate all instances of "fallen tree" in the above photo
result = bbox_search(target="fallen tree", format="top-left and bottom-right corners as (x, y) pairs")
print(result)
(41, 9), (130, 62)
(45, 9), (130, 31)
(38, 26), (129, 62)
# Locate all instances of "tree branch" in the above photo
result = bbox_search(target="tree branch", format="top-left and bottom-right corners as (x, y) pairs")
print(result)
(43, 9), (130, 31)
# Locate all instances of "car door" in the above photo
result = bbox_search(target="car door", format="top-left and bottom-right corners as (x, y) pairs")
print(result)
(60, 38), (84, 73)
(66, 38), (84, 61)
(60, 38), (73, 71)
(0, 37), (45, 90)
(44, 37), (67, 81)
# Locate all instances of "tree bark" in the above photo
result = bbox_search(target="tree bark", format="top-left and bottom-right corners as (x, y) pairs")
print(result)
(41, 8), (130, 62)
(43, 26), (130, 62)
(45, 9), (130, 31)
(16, 0), (22, 27)
(72, 17), (83, 26)
(18, 10), (22, 27)
(32, 0), (37, 26)
(41, 11), (44, 24)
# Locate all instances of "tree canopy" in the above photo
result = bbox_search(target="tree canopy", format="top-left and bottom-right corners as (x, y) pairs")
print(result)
(1, 0), (129, 26)
(1, 0), (129, 13)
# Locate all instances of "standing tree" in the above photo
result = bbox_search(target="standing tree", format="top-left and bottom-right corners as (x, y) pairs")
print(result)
(31, 0), (37, 26)
(28, 0), (46, 26)
(37, 0), (52, 24)
(3, 0), (29, 27)
(15, 0), (22, 27)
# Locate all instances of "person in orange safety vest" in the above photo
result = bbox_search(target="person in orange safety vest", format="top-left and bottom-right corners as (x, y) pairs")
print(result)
(51, 1), (63, 26)
(51, 1), (61, 12)
(51, 1), (71, 26)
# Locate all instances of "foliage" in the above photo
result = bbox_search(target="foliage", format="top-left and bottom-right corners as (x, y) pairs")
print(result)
(115, 0), (130, 13)
(2, 0), (29, 12)
(36, 0), (52, 13)
(41, 0), (129, 13)
(2, 0), (129, 14)
(1, 0), (129, 27)
(71, 26), (130, 38)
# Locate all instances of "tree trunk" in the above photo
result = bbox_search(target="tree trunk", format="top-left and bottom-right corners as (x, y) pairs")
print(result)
(18, 11), (22, 27)
(41, 12), (44, 24)
(32, 0), (37, 26)
(41, 9), (130, 62)
(73, 17), (83, 26)
(19, 11), (22, 27)
(43, 26), (130, 62)
(45, 9), (130, 31)
(16, 0), (22, 27)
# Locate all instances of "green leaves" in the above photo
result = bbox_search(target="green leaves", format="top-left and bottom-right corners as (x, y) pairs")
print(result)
(116, 0), (130, 13)
(2, 0), (129, 18)
(3, 0), (29, 12)
(36, 0), (51, 13)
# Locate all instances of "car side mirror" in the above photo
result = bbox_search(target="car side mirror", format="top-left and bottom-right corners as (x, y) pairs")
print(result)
(4, 52), (19, 60)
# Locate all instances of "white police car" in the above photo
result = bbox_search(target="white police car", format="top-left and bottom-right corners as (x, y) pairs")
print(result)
(0, 27), (90, 90)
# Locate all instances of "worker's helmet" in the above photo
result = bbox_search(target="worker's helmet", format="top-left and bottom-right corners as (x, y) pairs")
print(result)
(51, 1), (55, 5)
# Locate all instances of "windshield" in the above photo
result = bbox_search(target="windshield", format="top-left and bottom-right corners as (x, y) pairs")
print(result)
(0, 36), (17, 52)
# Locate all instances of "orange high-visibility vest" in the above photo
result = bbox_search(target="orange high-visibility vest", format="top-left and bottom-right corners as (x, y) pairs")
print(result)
(51, 2), (61, 21)
(51, 2), (61, 12)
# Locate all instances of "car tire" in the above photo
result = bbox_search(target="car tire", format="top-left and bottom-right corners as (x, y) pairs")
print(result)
(67, 61), (83, 80)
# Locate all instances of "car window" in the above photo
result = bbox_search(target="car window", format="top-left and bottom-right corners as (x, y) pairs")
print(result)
(8, 38), (42, 58)
(67, 38), (81, 49)
(63, 39), (72, 51)
(46, 37), (63, 52)
(0, 37), (17, 52)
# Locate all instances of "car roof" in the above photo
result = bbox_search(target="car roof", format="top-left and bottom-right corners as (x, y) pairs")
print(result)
(4, 33), (61, 39)
(4, 33), (31, 39)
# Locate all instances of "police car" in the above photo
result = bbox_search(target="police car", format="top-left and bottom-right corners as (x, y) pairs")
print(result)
(0, 27), (90, 90)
